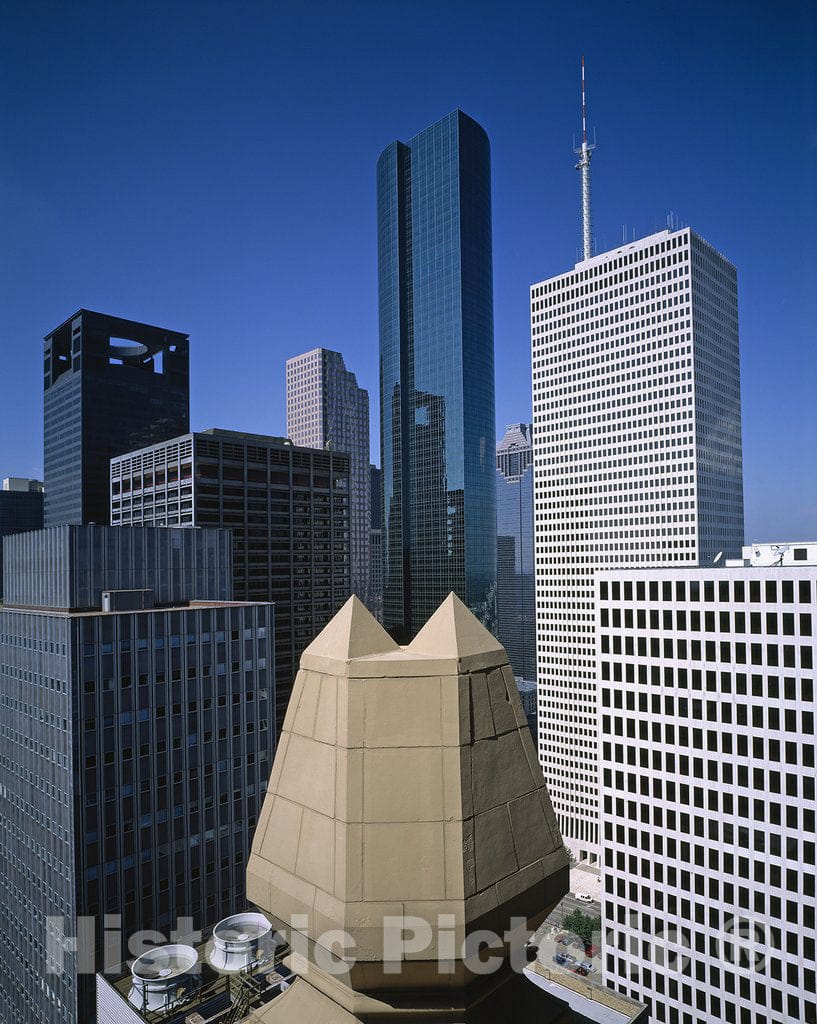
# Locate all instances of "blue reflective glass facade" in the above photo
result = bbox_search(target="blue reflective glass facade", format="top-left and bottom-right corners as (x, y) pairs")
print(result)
(377, 110), (496, 641)
(496, 424), (535, 683)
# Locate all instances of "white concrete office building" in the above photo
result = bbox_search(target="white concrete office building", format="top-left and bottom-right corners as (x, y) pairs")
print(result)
(596, 543), (817, 1024)
(531, 228), (744, 861)
(286, 348), (371, 610)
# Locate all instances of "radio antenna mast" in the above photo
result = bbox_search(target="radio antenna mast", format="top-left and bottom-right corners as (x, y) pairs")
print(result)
(574, 56), (596, 261)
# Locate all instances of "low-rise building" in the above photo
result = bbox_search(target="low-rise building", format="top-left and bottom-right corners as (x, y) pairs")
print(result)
(597, 543), (817, 1024)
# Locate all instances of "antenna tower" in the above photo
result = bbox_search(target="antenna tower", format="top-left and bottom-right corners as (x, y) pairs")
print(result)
(574, 56), (596, 261)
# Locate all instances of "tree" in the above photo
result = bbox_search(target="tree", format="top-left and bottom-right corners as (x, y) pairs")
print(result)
(562, 910), (601, 947)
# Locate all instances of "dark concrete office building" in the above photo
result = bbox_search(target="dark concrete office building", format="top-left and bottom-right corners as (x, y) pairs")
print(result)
(0, 477), (44, 601)
(110, 429), (351, 728)
(377, 110), (496, 642)
(0, 526), (273, 1024)
(43, 310), (189, 528)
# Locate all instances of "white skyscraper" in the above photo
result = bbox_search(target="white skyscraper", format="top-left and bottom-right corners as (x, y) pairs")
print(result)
(531, 227), (744, 861)
(597, 543), (817, 1024)
(286, 347), (371, 608)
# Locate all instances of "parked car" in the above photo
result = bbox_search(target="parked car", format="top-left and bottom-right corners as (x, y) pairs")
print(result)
(585, 944), (600, 957)
(581, 961), (595, 973)
(563, 954), (577, 965)
(552, 953), (568, 966)
(575, 892), (594, 904)
(575, 966), (589, 976)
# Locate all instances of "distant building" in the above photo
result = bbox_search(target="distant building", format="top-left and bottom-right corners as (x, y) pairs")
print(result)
(3, 476), (43, 493)
(532, 228), (745, 862)
(110, 429), (350, 730)
(0, 476), (43, 601)
(370, 464), (382, 532)
(286, 348), (370, 610)
(496, 424), (536, 684)
(0, 525), (273, 1024)
(43, 309), (189, 527)
(516, 677), (538, 747)
(597, 543), (817, 1024)
(377, 110), (496, 642)
(369, 464), (383, 621)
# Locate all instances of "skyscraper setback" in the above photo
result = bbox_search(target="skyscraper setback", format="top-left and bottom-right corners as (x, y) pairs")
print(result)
(531, 227), (745, 861)
(43, 310), (190, 527)
(286, 348), (371, 609)
(377, 109), (496, 642)
(0, 526), (273, 1024)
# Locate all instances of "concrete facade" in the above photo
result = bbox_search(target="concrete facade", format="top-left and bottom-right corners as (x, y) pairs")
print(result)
(246, 593), (570, 1021)
(597, 553), (816, 1023)
(531, 228), (745, 862)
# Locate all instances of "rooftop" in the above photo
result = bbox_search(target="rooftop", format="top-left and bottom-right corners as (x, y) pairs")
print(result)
(96, 595), (643, 1023)
(96, 919), (293, 1024)
(244, 594), (581, 1021)
(0, 599), (267, 617)
(44, 308), (188, 346)
(726, 541), (817, 568)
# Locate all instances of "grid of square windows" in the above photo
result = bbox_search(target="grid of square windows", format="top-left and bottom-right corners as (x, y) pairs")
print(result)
(597, 565), (817, 1024)
(530, 228), (744, 860)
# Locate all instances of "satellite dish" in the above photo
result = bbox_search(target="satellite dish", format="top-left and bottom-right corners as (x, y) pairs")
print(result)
(713, 551), (723, 564)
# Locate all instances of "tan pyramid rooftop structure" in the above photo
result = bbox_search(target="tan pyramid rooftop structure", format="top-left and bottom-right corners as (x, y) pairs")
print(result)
(246, 594), (571, 1022)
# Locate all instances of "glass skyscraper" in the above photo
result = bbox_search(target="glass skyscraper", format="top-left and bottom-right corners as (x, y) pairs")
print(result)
(496, 424), (536, 684)
(377, 109), (496, 642)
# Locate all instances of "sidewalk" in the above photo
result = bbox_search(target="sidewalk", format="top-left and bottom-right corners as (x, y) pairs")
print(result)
(570, 861), (602, 902)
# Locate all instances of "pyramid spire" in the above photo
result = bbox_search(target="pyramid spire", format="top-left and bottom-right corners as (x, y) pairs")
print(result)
(301, 594), (398, 662)
(246, 591), (569, 1023)
(408, 592), (505, 659)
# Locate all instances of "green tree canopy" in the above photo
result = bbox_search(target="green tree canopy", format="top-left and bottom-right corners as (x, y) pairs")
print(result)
(562, 910), (601, 947)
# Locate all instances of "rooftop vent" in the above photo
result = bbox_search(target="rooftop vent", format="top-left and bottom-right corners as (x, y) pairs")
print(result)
(102, 589), (155, 612)
(207, 912), (282, 973)
(127, 944), (199, 1014)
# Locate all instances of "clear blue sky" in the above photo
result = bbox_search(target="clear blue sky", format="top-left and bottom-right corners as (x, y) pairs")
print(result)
(1, 0), (815, 540)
